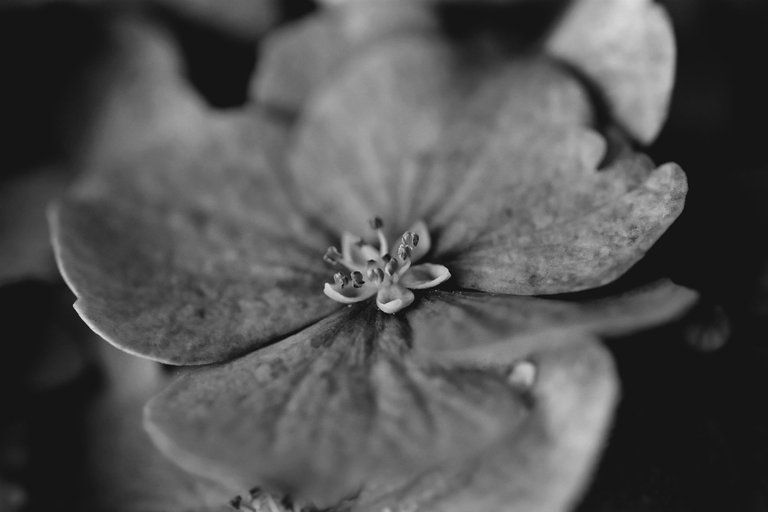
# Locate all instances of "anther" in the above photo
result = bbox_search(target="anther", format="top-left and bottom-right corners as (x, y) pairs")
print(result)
(333, 272), (349, 288)
(323, 246), (342, 265)
(397, 243), (412, 261)
(367, 266), (384, 284)
(384, 258), (399, 276)
(368, 217), (384, 230)
(229, 496), (243, 510)
(382, 254), (393, 263)
(248, 487), (262, 499)
(351, 271), (365, 288)
(402, 231), (419, 248)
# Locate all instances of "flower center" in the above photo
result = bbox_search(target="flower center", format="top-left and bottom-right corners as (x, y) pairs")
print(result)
(322, 218), (451, 314)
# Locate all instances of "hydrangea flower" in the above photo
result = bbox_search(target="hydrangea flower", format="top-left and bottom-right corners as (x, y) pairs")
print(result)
(50, 1), (697, 510)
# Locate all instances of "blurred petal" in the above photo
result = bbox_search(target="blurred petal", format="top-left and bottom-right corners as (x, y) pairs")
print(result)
(254, 5), (434, 113)
(86, 348), (237, 512)
(146, 306), (535, 507)
(74, 14), (209, 170)
(406, 280), (698, 365)
(356, 339), (618, 512)
(290, 34), (593, 238)
(546, 0), (676, 143)
(0, 167), (69, 284)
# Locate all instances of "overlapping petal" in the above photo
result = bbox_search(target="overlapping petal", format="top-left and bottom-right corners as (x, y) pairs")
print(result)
(254, 3), (435, 113)
(290, 33), (685, 294)
(406, 280), (697, 365)
(546, 0), (676, 143)
(356, 338), (618, 512)
(50, 20), (341, 365)
(146, 306), (537, 507)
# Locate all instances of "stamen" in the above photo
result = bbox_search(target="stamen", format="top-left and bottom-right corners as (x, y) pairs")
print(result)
(323, 219), (448, 313)
(402, 231), (419, 248)
(368, 217), (383, 230)
(384, 257), (399, 276)
(397, 243), (412, 261)
(333, 272), (349, 288)
(367, 266), (385, 285)
(351, 271), (365, 288)
(323, 246), (343, 265)
(369, 216), (388, 255)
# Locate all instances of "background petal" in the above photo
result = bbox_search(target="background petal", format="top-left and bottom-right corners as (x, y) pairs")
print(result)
(546, 0), (676, 143)
(52, 17), (340, 365)
(356, 338), (618, 512)
(406, 280), (698, 365)
(0, 167), (70, 285)
(254, 5), (434, 114)
(145, 306), (536, 507)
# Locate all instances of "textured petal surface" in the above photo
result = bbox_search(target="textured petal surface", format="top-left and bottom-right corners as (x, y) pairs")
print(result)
(0, 167), (70, 284)
(254, 5), (434, 113)
(356, 339), (618, 512)
(290, 34), (594, 239)
(51, 20), (339, 365)
(546, 0), (676, 143)
(406, 280), (698, 365)
(291, 33), (685, 294)
(447, 159), (687, 294)
(145, 306), (535, 507)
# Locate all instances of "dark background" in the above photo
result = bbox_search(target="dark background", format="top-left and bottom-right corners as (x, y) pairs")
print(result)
(1, 0), (766, 510)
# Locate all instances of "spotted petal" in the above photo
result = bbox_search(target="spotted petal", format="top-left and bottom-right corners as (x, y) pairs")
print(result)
(145, 306), (537, 507)
(546, 0), (676, 143)
(51, 24), (340, 365)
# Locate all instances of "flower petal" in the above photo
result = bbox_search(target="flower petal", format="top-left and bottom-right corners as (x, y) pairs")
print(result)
(254, 6), (434, 113)
(376, 283), (415, 313)
(356, 339), (618, 512)
(446, 158), (687, 294)
(406, 280), (698, 365)
(289, 34), (593, 238)
(341, 232), (380, 269)
(400, 263), (450, 290)
(323, 281), (377, 304)
(404, 219), (431, 263)
(546, 0), (676, 143)
(145, 306), (534, 507)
